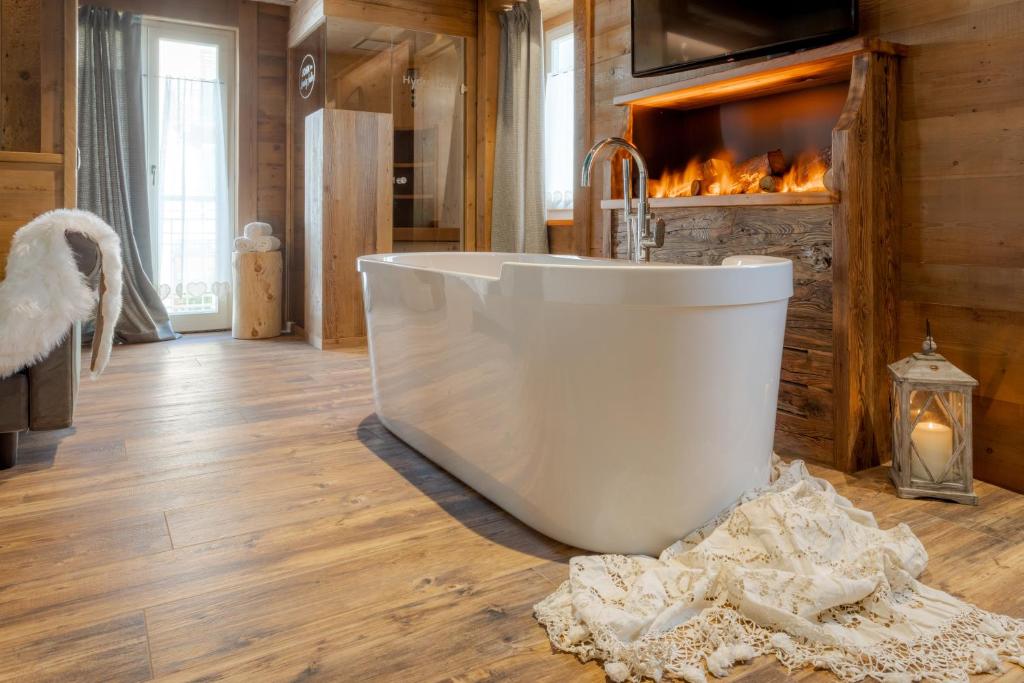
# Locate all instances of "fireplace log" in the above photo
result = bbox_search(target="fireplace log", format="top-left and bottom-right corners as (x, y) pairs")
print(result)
(690, 179), (702, 196)
(701, 158), (735, 194)
(823, 168), (837, 193)
(759, 175), (783, 193)
(819, 146), (832, 169)
(734, 150), (787, 193)
(734, 150), (786, 177)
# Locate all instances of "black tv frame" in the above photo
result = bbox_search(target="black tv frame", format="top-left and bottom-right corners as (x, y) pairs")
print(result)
(630, 2), (859, 78)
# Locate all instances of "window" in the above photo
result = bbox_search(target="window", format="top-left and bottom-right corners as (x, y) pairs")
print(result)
(544, 24), (573, 214)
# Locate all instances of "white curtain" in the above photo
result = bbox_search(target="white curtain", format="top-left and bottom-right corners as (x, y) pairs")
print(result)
(155, 76), (231, 309)
(491, 0), (547, 254)
(544, 68), (574, 210)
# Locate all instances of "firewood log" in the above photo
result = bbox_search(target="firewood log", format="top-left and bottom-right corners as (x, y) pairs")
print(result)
(689, 179), (702, 197)
(701, 158), (735, 194)
(731, 150), (786, 178)
(759, 175), (783, 193)
(823, 168), (837, 193)
(819, 146), (833, 169)
(734, 150), (787, 193)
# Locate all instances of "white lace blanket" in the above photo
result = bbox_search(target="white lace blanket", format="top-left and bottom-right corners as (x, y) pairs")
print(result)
(535, 460), (1024, 682)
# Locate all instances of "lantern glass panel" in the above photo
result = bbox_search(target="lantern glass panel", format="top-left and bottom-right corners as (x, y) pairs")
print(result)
(908, 389), (956, 484)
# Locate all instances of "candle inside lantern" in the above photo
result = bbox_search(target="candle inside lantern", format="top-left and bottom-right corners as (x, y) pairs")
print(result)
(911, 421), (953, 482)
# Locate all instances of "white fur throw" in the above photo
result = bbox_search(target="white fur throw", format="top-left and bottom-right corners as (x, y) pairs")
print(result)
(0, 209), (123, 380)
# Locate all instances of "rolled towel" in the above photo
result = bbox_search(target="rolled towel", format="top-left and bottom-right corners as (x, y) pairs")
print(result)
(234, 236), (255, 252)
(244, 222), (273, 239)
(253, 235), (281, 252)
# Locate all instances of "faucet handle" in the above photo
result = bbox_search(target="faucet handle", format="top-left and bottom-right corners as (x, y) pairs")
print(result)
(640, 215), (665, 250)
(653, 217), (665, 248)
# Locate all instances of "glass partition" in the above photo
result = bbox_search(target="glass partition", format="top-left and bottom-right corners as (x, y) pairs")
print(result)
(325, 19), (465, 252)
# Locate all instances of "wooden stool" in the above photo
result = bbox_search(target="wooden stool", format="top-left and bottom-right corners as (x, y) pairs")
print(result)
(232, 251), (282, 339)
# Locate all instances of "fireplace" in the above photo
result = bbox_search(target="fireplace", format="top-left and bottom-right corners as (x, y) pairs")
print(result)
(632, 83), (846, 200)
(600, 38), (906, 473)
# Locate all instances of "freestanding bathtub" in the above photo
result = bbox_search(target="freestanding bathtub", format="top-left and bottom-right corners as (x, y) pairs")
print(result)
(357, 252), (793, 555)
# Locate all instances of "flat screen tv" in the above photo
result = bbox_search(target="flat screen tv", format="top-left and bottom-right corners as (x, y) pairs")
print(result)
(631, 1), (858, 77)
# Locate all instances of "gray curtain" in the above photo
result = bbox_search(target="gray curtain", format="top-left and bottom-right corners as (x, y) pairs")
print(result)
(491, 0), (548, 254)
(78, 6), (176, 343)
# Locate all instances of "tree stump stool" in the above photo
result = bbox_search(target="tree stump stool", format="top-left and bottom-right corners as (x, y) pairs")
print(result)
(232, 251), (282, 339)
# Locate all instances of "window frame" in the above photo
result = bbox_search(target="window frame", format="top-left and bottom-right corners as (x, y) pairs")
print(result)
(545, 22), (574, 78)
(543, 21), (574, 220)
(141, 17), (237, 331)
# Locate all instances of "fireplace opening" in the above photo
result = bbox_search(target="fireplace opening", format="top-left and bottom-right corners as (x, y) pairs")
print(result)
(628, 82), (849, 198)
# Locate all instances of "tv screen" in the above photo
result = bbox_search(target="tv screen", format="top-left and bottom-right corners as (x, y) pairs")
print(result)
(631, 1), (858, 77)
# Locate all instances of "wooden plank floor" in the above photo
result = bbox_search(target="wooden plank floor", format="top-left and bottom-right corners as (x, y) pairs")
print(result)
(1, 332), (1022, 682)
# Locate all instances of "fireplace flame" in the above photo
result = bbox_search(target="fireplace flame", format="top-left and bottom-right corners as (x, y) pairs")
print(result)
(648, 158), (704, 198)
(776, 150), (829, 193)
(649, 149), (829, 198)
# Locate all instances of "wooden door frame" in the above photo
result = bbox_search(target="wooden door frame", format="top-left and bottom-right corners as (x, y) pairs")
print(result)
(571, 0), (592, 256)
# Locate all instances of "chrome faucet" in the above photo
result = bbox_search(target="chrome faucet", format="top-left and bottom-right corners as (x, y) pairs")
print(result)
(581, 137), (664, 263)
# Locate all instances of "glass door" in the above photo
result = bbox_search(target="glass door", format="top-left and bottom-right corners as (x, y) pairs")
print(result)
(142, 19), (236, 331)
(325, 20), (465, 252)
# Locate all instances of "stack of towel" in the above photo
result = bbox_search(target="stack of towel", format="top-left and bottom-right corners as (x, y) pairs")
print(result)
(235, 222), (281, 253)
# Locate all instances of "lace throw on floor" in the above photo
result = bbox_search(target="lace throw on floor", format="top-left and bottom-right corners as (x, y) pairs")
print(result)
(534, 459), (1024, 682)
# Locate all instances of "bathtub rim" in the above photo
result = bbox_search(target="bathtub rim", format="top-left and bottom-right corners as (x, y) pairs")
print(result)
(358, 252), (794, 308)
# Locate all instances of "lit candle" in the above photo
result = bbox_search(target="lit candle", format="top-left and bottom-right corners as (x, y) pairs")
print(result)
(911, 421), (953, 482)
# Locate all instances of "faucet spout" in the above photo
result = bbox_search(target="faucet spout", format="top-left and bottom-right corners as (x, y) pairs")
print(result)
(580, 137), (647, 189)
(580, 137), (660, 263)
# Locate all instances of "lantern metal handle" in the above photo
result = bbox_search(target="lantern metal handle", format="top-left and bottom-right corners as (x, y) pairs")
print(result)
(922, 319), (938, 355)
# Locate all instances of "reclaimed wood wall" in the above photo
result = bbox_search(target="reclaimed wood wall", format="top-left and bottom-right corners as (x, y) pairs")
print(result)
(613, 206), (838, 465)
(583, 0), (1024, 492)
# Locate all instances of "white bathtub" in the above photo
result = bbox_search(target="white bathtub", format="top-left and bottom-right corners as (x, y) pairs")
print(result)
(357, 252), (792, 555)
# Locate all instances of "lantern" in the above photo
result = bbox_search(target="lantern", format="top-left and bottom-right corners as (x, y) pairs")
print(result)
(888, 323), (978, 504)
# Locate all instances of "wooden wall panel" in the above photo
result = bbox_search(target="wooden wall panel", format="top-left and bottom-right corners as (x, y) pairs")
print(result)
(0, 166), (58, 276)
(1, 0), (42, 151)
(0, 0), (74, 280)
(582, 0), (1024, 490)
(256, 4), (289, 239)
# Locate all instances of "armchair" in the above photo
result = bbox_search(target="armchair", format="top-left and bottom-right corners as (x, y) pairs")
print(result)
(0, 325), (81, 468)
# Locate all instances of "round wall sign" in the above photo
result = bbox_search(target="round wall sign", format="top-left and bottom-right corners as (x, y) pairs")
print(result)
(298, 54), (316, 99)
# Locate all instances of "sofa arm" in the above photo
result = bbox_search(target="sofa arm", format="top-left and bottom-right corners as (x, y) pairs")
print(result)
(27, 324), (81, 431)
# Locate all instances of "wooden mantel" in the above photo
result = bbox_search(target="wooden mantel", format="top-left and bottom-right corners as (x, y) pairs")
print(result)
(613, 37), (907, 110)
(600, 192), (837, 210)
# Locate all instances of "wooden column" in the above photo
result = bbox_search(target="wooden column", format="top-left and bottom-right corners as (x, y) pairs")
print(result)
(571, 0), (593, 256)
(831, 52), (901, 472)
(304, 108), (393, 349)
